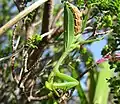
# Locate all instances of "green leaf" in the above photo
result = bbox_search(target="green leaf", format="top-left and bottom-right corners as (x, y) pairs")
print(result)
(64, 2), (74, 51)
(93, 61), (114, 104)
(88, 68), (97, 103)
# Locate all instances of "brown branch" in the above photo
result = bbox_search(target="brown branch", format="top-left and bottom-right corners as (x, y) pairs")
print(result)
(0, 0), (48, 36)
(41, 0), (53, 34)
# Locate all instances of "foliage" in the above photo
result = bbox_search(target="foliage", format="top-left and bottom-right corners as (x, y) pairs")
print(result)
(0, 0), (120, 104)
(27, 34), (42, 48)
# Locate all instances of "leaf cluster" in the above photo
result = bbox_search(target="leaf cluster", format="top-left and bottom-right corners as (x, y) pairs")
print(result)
(27, 34), (42, 48)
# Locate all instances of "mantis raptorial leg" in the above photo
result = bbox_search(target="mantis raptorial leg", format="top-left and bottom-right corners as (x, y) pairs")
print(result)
(45, 42), (79, 91)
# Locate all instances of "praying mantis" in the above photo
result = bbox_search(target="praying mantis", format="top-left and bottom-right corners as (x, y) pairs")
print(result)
(45, 1), (106, 100)
(45, 1), (81, 96)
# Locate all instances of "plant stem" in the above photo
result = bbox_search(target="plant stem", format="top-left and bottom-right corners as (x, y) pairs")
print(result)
(0, 0), (48, 35)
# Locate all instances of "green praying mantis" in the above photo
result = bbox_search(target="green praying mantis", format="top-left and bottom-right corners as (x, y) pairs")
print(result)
(45, 1), (79, 94)
(45, 1), (106, 98)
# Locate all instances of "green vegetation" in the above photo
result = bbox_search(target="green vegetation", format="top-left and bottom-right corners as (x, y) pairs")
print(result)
(0, 0), (120, 104)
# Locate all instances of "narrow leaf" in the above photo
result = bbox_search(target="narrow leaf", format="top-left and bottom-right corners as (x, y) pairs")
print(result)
(93, 61), (114, 104)
(64, 2), (74, 51)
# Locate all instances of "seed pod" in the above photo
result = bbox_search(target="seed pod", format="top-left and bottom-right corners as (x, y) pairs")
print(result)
(67, 3), (82, 35)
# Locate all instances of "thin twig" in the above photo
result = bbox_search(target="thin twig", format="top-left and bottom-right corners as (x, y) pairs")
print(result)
(32, 20), (42, 27)
(41, 28), (56, 38)
(86, 29), (113, 40)
(0, 0), (48, 35)
(95, 29), (113, 36)
(28, 95), (49, 101)
(0, 47), (23, 62)
(14, 36), (21, 50)
(11, 32), (21, 78)
(47, 26), (64, 40)
(80, 64), (97, 78)
(23, 48), (29, 72)
(51, 8), (64, 28)
(18, 70), (31, 89)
